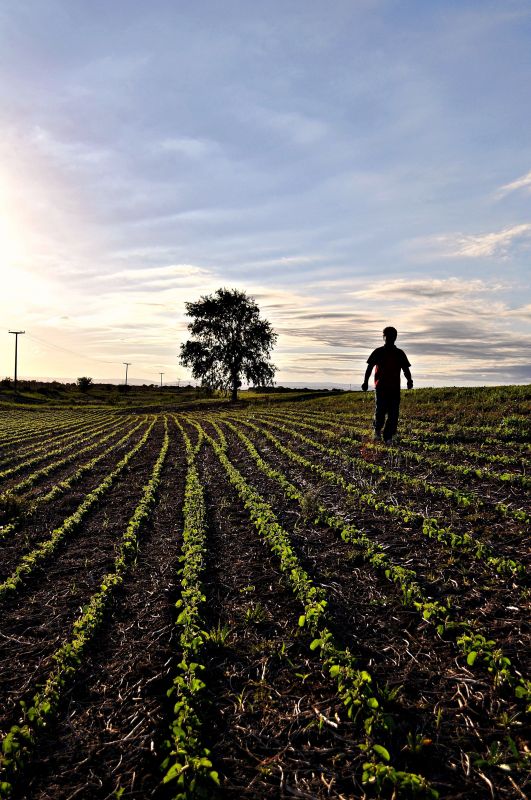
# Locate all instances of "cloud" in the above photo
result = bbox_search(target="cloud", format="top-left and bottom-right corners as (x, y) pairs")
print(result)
(350, 277), (503, 301)
(505, 304), (531, 320)
(450, 224), (531, 258)
(417, 224), (531, 259)
(245, 254), (323, 269)
(31, 126), (112, 169)
(94, 263), (215, 292)
(1, 3), (530, 386)
(154, 137), (221, 159)
(495, 169), (531, 199)
(250, 107), (329, 146)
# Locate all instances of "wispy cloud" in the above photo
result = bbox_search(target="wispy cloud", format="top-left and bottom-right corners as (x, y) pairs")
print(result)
(95, 263), (215, 291)
(495, 168), (531, 199)
(350, 277), (504, 300)
(417, 224), (531, 259)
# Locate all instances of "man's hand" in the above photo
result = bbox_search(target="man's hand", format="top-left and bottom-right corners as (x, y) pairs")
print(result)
(361, 382), (369, 392)
(407, 379), (413, 390)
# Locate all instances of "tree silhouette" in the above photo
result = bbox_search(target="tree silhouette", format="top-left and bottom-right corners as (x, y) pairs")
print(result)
(77, 376), (93, 393)
(180, 288), (277, 402)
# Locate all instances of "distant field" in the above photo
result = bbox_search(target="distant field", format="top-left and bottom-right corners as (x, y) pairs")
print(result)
(0, 386), (529, 799)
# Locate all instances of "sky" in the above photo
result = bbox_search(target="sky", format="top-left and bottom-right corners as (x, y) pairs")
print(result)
(1, 0), (530, 388)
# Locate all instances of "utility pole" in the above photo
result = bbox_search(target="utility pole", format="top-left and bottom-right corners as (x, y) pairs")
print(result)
(123, 362), (131, 386)
(159, 372), (164, 389)
(9, 330), (25, 394)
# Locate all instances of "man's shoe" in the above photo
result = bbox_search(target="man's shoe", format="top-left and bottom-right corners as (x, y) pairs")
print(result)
(373, 431), (382, 442)
(384, 438), (393, 445)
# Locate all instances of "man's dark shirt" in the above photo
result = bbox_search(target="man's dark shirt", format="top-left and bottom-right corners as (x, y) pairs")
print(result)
(367, 344), (411, 390)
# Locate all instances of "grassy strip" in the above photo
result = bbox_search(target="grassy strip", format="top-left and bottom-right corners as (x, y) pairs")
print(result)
(255, 411), (530, 522)
(0, 417), (149, 542)
(159, 417), (220, 798)
(0, 418), (157, 599)
(241, 415), (526, 577)
(0, 417), (170, 798)
(219, 418), (530, 705)
(194, 419), (438, 799)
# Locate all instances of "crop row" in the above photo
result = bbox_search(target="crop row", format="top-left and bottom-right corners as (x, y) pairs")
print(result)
(0, 412), (122, 483)
(399, 416), (530, 445)
(258, 410), (530, 520)
(0, 410), (118, 465)
(232, 415), (525, 579)
(160, 418), (220, 798)
(0, 418), (170, 798)
(218, 417), (529, 705)
(0, 414), (131, 502)
(0, 416), (150, 542)
(0, 411), (99, 451)
(295, 407), (530, 464)
(328, 407), (530, 445)
(268, 408), (529, 482)
(192, 417), (438, 798)
(0, 418), (157, 599)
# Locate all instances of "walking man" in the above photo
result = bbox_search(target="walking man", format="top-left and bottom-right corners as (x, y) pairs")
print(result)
(361, 326), (413, 444)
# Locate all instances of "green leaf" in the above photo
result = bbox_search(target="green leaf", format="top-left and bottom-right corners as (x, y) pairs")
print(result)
(467, 651), (478, 666)
(373, 744), (390, 762)
(163, 763), (184, 783)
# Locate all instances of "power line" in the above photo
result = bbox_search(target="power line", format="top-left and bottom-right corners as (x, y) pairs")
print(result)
(25, 332), (119, 365)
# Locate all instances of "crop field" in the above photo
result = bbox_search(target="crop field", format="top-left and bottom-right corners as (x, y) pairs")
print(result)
(0, 387), (529, 799)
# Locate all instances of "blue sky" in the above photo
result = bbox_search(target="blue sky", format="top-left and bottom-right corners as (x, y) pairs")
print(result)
(1, 0), (530, 386)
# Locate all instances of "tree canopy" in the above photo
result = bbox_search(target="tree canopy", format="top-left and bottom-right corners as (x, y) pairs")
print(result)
(179, 288), (277, 401)
(76, 376), (93, 393)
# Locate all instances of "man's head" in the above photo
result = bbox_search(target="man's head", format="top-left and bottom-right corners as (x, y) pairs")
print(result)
(383, 326), (397, 344)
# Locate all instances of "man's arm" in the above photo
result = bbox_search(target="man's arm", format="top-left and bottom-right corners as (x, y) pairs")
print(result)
(402, 360), (413, 389)
(362, 363), (373, 391)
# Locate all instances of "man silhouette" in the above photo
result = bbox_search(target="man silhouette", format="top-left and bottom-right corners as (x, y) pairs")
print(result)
(361, 326), (413, 444)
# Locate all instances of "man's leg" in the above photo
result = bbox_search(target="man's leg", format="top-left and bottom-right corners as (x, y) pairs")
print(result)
(374, 389), (387, 439)
(383, 391), (401, 442)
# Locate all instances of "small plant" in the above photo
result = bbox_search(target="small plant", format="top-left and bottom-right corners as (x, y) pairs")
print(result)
(403, 731), (433, 755)
(244, 602), (266, 624)
(208, 623), (231, 646)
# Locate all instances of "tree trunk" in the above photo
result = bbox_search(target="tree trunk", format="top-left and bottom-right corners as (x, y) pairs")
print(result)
(230, 373), (240, 403)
